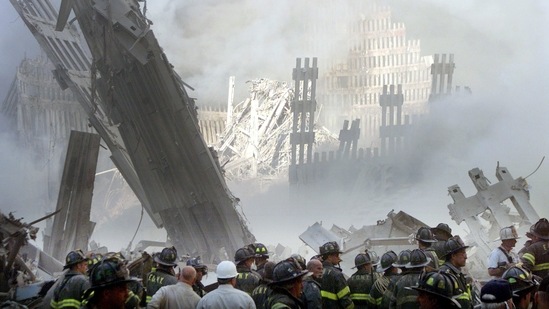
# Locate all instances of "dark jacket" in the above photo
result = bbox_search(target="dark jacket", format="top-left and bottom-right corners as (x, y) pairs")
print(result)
(301, 276), (322, 309)
(440, 262), (472, 309)
(320, 261), (354, 309)
(50, 270), (90, 309)
(347, 269), (378, 308)
(389, 270), (422, 309)
(521, 240), (549, 278)
(370, 272), (399, 309)
(266, 286), (304, 309)
(236, 264), (262, 294)
(144, 268), (177, 303)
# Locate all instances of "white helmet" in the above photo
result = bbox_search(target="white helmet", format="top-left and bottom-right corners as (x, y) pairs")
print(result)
(500, 226), (520, 241)
(216, 260), (238, 279)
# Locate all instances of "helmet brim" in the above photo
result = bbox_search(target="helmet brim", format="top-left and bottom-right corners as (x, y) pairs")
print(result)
(444, 246), (469, 258)
(154, 256), (178, 267)
(269, 270), (309, 285)
(408, 286), (462, 308)
(89, 278), (137, 291)
(405, 257), (431, 269)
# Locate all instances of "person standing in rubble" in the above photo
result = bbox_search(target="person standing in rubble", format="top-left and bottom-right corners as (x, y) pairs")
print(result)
(369, 250), (397, 309)
(415, 227), (439, 272)
(253, 243), (270, 279)
(487, 226), (520, 278)
(251, 261), (276, 309)
(49, 250), (90, 309)
(521, 218), (549, 279)
(430, 223), (452, 265)
(265, 258), (309, 308)
(389, 249), (430, 309)
(302, 258), (323, 309)
(319, 241), (354, 309)
(440, 236), (473, 309)
(347, 252), (378, 308)
(501, 266), (538, 309)
(408, 271), (462, 309)
(380, 250), (410, 309)
(147, 266), (201, 309)
(186, 256), (208, 297)
(144, 247), (178, 304)
(235, 245), (262, 294)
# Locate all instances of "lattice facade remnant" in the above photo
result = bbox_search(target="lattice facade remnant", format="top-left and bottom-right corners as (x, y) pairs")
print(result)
(379, 85), (405, 156)
(338, 119), (361, 159)
(429, 54), (455, 102)
(289, 58), (318, 185)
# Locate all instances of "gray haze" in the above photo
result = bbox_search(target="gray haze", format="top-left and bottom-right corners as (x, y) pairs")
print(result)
(1, 1), (549, 252)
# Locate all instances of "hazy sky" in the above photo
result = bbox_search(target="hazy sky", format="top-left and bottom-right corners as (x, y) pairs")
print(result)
(1, 0), (549, 254)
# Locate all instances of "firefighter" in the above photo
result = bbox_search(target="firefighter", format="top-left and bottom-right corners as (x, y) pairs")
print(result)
(254, 243), (270, 279)
(369, 250), (397, 309)
(302, 259), (323, 309)
(265, 258), (309, 308)
(502, 265), (538, 309)
(347, 252), (378, 308)
(408, 271), (462, 309)
(415, 227), (439, 271)
(144, 247), (178, 304)
(234, 245), (262, 294)
(82, 257), (137, 309)
(50, 250), (90, 309)
(319, 241), (354, 309)
(430, 223), (452, 263)
(251, 261), (275, 309)
(186, 256), (208, 297)
(389, 249), (430, 309)
(520, 218), (549, 278)
(440, 236), (473, 309)
(487, 226), (520, 278)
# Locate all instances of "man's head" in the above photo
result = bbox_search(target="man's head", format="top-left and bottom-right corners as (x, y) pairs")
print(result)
(186, 256), (208, 283)
(154, 247), (178, 269)
(393, 249), (411, 272)
(444, 236), (469, 268)
(234, 246), (255, 268)
(319, 241), (343, 266)
(502, 266), (537, 309)
(535, 276), (549, 309)
(179, 266), (197, 286)
(216, 260), (238, 285)
(253, 243), (269, 267)
(64, 250), (88, 274)
(88, 257), (136, 308)
(431, 223), (453, 241)
(407, 249), (430, 271)
(377, 250), (397, 274)
(307, 259), (323, 279)
(416, 227), (437, 249)
(409, 271), (461, 309)
(270, 258), (309, 298)
(480, 279), (514, 309)
(352, 252), (372, 272)
(499, 226), (520, 250)
(531, 218), (549, 241)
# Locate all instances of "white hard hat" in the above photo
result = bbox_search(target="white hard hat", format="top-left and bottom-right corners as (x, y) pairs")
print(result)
(216, 260), (238, 279)
(499, 226), (520, 241)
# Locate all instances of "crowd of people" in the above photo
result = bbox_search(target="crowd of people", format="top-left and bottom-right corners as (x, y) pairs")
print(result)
(37, 217), (549, 309)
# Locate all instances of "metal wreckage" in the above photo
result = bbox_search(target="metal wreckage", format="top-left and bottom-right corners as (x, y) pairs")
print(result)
(2, 0), (542, 307)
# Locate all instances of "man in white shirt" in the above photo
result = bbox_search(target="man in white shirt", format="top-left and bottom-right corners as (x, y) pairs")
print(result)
(147, 266), (201, 309)
(487, 225), (519, 278)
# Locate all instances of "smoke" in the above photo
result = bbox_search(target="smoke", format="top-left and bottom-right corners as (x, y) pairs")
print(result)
(1, 0), (549, 254)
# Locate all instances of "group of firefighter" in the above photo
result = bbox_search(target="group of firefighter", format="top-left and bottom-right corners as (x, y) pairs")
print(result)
(40, 217), (549, 309)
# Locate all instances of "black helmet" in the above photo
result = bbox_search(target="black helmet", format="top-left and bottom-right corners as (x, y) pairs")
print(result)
(416, 227), (437, 243)
(352, 252), (372, 269)
(409, 271), (461, 308)
(290, 254), (306, 270)
(64, 250), (88, 269)
(254, 243), (270, 258)
(186, 256), (208, 272)
(407, 249), (431, 268)
(393, 250), (412, 268)
(270, 258), (309, 285)
(431, 223), (452, 240)
(502, 266), (538, 294)
(154, 247), (178, 267)
(319, 241), (343, 256)
(89, 258), (136, 291)
(444, 236), (469, 257)
(377, 250), (398, 273)
(532, 218), (549, 240)
(234, 247), (255, 265)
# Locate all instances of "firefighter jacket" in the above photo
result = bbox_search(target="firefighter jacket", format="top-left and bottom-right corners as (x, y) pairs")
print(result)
(252, 283), (273, 309)
(422, 248), (439, 271)
(144, 268), (178, 303)
(440, 262), (473, 309)
(301, 276), (322, 309)
(370, 273), (399, 309)
(431, 240), (447, 265)
(236, 264), (262, 294)
(50, 270), (90, 309)
(521, 240), (549, 278)
(320, 261), (354, 309)
(389, 269), (422, 309)
(126, 280), (145, 309)
(192, 281), (207, 298)
(347, 269), (379, 308)
(265, 285), (305, 309)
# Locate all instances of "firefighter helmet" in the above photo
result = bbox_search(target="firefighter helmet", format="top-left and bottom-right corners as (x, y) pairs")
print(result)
(216, 260), (238, 279)
(532, 218), (549, 240)
(154, 247), (178, 267)
(254, 243), (269, 258)
(290, 254), (306, 270)
(64, 250), (88, 269)
(409, 271), (461, 308)
(89, 258), (135, 290)
(502, 266), (538, 294)
(377, 250), (398, 273)
(444, 236), (469, 257)
(187, 256), (208, 273)
(431, 223), (453, 240)
(319, 241), (343, 256)
(271, 258), (309, 285)
(352, 252), (372, 269)
(369, 250), (380, 266)
(393, 249), (412, 268)
(416, 227), (437, 243)
(407, 249), (431, 268)
(234, 247), (255, 265)
(499, 226), (520, 241)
